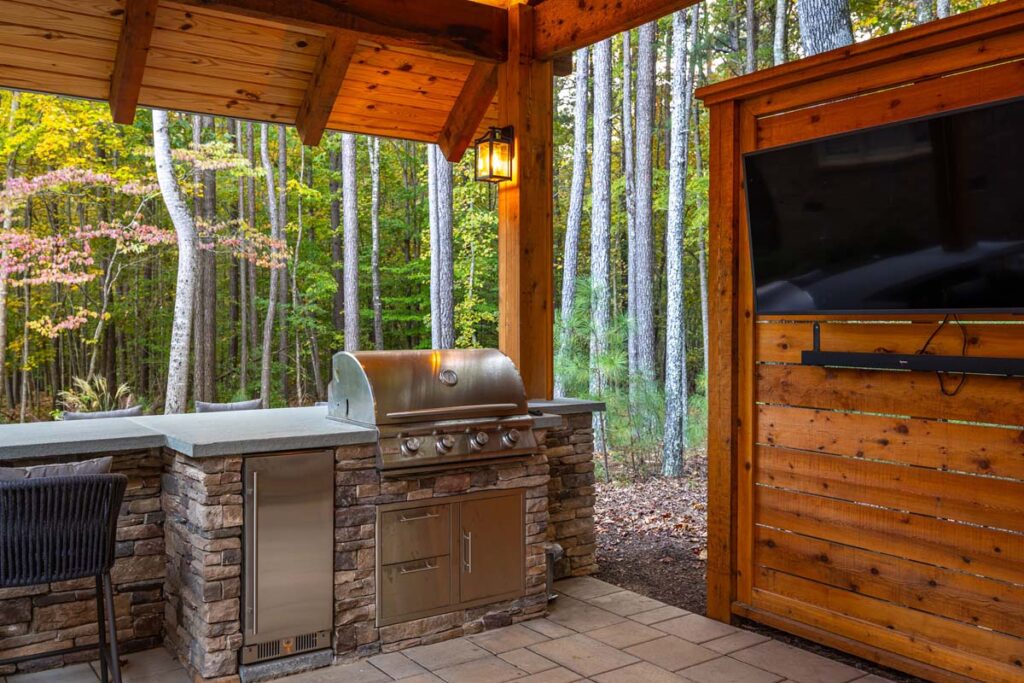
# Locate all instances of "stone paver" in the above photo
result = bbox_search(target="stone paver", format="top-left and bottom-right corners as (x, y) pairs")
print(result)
(369, 652), (429, 680)
(469, 624), (549, 654)
(522, 617), (576, 639)
(654, 613), (740, 643)
(586, 590), (665, 616)
(528, 634), (639, 677)
(586, 620), (664, 649)
(396, 675), (443, 683)
(681, 656), (785, 683)
(403, 638), (490, 671)
(591, 662), (689, 683)
(9, 665), (96, 683)
(629, 605), (690, 625)
(553, 577), (620, 601)
(499, 648), (559, 674)
(546, 595), (625, 632)
(731, 641), (864, 683)
(433, 655), (525, 683)
(703, 630), (770, 654)
(288, 661), (389, 683)
(624, 635), (720, 672)
(516, 669), (581, 683)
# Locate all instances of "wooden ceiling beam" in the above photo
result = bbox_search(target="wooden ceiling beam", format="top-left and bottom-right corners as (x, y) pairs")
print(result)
(533, 0), (701, 60)
(437, 61), (498, 162)
(296, 30), (358, 146)
(172, 0), (508, 63)
(109, 0), (160, 124)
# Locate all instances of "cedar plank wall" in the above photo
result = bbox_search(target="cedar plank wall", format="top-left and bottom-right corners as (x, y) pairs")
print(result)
(698, 3), (1024, 681)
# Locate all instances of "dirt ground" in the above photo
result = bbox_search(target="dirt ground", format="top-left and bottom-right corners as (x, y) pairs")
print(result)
(592, 463), (924, 683)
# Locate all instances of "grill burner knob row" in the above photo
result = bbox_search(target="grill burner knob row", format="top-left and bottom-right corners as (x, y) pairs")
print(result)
(469, 431), (490, 451)
(503, 428), (521, 448)
(436, 434), (457, 454)
(401, 437), (422, 457)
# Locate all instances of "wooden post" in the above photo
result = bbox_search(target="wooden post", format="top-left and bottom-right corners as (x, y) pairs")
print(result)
(497, 3), (554, 400)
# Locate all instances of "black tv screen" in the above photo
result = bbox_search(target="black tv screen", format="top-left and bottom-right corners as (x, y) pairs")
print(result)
(745, 97), (1024, 315)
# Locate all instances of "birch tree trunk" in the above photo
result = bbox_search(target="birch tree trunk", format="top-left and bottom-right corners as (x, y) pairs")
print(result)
(259, 124), (280, 408)
(590, 39), (613, 456)
(745, 0), (757, 73)
(663, 10), (693, 476)
(342, 133), (360, 351)
(430, 145), (455, 349)
(369, 138), (384, 350)
(633, 23), (657, 381)
(796, 0), (853, 56)
(774, 0), (788, 65)
(153, 109), (198, 414)
(555, 46), (589, 398)
(937, 0), (950, 18)
(0, 93), (19, 412)
(916, 0), (935, 24)
(622, 32), (637, 378)
(330, 144), (344, 331)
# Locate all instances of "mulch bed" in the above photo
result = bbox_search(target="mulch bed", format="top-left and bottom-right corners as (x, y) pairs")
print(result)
(592, 461), (924, 683)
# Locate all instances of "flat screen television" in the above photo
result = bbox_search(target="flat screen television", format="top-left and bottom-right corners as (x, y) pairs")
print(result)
(744, 97), (1024, 315)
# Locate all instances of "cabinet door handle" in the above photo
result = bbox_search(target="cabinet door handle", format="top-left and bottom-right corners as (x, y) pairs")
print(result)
(463, 530), (472, 573)
(399, 560), (438, 575)
(399, 511), (439, 523)
(251, 470), (259, 635)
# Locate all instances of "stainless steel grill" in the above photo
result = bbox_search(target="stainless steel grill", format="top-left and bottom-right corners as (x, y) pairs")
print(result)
(327, 349), (538, 472)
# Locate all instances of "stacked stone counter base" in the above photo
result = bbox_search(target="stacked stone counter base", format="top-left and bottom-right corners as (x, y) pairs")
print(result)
(0, 451), (166, 676)
(545, 413), (598, 578)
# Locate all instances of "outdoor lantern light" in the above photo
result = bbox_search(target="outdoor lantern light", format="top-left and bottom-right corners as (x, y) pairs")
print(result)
(474, 126), (514, 183)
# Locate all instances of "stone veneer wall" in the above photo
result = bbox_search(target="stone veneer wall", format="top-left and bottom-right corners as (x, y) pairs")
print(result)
(544, 413), (598, 578)
(331, 433), (552, 661)
(0, 450), (166, 675)
(162, 451), (244, 683)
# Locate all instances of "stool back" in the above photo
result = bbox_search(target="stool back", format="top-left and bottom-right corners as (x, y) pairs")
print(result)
(0, 474), (128, 587)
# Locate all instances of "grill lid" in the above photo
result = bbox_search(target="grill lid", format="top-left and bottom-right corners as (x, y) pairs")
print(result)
(327, 349), (529, 426)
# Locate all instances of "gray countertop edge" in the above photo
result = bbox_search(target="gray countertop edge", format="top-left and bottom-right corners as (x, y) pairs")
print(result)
(528, 398), (606, 415)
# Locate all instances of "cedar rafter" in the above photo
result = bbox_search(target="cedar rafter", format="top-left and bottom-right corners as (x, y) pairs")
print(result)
(173, 0), (508, 63)
(296, 30), (358, 146)
(437, 62), (498, 163)
(533, 0), (701, 60)
(109, 0), (160, 124)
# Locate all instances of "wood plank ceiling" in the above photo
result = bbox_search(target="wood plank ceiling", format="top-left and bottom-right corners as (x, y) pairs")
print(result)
(0, 0), (509, 156)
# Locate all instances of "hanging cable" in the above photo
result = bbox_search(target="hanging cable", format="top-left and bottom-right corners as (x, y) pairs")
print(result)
(916, 313), (969, 397)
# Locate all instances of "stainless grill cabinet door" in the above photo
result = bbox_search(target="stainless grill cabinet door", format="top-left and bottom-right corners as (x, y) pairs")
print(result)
(459, 491), (525, 604)
(244, 450), (334, 647)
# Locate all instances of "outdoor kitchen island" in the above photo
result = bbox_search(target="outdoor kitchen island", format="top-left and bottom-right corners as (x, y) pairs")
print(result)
(0, 373), (601, 683)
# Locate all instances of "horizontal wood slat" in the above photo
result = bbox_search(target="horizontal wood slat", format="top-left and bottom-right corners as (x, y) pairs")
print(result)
(755, 526), (1024, 638)
(756, 446), (1024, 532)
(757, 487), (1024, 586)
(756, 363), (1024, 427)
(756, 321), (1024, 365)
(756, 405), (1024, 481)
(750, 586), (1024, 683)
(756, 570), (1024, 675)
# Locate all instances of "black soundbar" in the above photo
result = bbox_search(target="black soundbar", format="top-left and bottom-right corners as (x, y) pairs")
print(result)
(800, 322), (1024, 377)
(800, 349), (1024, 377)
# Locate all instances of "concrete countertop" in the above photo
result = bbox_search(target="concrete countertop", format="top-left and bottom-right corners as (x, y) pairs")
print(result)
(0, 400), (604, 462)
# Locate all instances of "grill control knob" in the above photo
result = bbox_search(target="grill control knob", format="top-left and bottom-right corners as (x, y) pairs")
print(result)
(502, 428), (522, 448)
(401, 437), (422, 457)
(470, 431), (490, 451)
(436, 434), (457, 454)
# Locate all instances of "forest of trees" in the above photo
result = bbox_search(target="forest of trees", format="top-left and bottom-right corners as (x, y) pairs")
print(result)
(0, 0), (993, 477)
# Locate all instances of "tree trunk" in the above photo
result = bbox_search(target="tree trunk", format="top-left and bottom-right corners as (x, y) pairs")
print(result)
(663, 9), (693, 476)
(590, 39), (613, 456)
(330, 143), (344, 331)
(0, 92), (19, 413)
(691, 41), (711, 383)
(745, 0), (757, 73)
(796, 0), (853, 56)
(369, 137), (384, 350)
(153, 109), (199, 415)
(429, 145), (455, 349)
(237, 120), (249, 395)
(246, 122), (258, 355)
(937, 0), (950, 19)
(555, 47), (589, 398)
(259, 124), (280, 408)
(200, 116), (217, 402)
(622, 32), (637, 379)
(276, 125), (288, 401)
(774, 0), (788, 65)
(634, 23), (657, 381)
(342, 133), (360, 351)
(916, 0), (934, 24)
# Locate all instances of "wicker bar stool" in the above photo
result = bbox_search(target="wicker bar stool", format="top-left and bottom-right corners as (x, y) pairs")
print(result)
(0, 474), (128, 683)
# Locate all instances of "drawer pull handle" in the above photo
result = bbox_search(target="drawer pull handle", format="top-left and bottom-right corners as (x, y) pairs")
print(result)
(400, 561), (438, 575)
(399, 511), (440, 523)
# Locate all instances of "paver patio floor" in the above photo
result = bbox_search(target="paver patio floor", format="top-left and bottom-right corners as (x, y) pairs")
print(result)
(3, 578), (895, 683)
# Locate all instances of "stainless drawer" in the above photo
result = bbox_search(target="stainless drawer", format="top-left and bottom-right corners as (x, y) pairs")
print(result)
(379, 504), (450, 564)
(379, 556), (451, 621)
